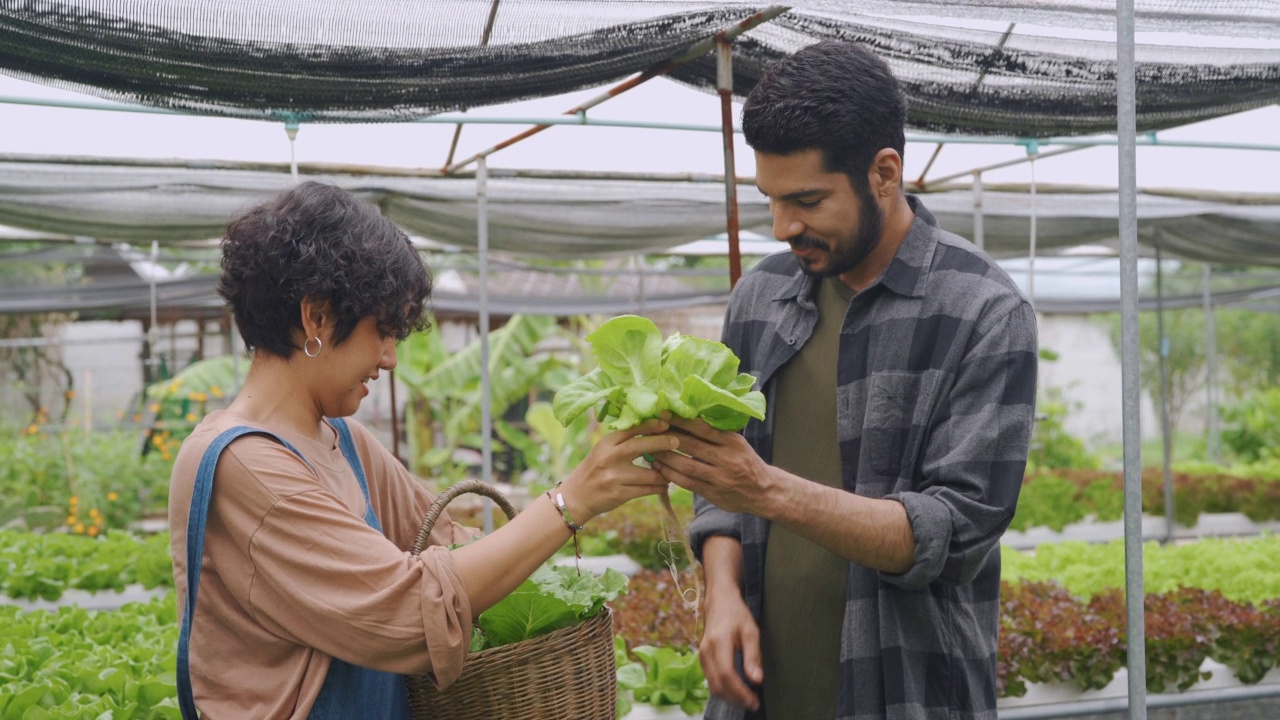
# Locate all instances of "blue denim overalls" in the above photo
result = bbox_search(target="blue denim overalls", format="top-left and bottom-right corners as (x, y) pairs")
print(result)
(178, 417), (411, 719)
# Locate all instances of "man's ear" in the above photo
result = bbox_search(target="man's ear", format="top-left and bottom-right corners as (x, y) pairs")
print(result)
(867, 148), (903, 198)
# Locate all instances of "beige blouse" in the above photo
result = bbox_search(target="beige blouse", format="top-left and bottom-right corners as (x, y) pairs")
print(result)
(169, 410), (477, 719)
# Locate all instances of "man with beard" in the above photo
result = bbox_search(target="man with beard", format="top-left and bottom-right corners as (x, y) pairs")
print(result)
(652, 41), (1038, 720)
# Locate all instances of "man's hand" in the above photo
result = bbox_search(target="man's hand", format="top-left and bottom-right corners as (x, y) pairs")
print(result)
(651, 416), (781, 517)
(699, 559), (763, 711)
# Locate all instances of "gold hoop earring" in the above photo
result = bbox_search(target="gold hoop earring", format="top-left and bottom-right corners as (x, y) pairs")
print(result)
(303, 336), (323, 358)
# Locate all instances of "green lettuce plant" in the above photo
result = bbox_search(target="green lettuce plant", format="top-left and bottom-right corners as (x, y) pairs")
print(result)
(471, 565), (628, 651)
(554, 315), (765, 431)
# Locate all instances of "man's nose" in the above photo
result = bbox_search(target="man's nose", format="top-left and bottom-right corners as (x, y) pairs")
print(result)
(772, 209), (804, 243)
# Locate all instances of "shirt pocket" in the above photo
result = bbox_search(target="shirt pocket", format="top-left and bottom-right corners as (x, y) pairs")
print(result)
(865, 371), (934, 478)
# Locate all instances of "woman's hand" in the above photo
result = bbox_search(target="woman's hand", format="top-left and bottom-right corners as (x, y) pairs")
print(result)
(558, 418), (675, 525)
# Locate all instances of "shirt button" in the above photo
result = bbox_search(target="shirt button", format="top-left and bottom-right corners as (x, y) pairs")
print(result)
(786, 337), (796, 345)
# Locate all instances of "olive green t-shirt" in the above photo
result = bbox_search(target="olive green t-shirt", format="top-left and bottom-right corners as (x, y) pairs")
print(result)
(755, 276), (856, 720)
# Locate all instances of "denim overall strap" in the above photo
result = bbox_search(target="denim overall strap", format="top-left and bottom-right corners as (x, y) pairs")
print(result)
(328, 417), (381, 531)
(177, 426), (314, 720)
(308, 417), (411, 720)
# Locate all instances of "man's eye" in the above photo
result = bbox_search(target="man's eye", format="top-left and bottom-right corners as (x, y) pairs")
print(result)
(796, 198), (821, 209)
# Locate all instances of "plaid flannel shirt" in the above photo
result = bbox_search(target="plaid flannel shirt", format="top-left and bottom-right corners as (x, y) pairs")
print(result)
(690, 197), (1038, 720)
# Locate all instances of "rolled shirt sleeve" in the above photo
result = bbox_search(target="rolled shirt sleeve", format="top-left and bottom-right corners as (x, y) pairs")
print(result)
(881, 301), (1038, 590)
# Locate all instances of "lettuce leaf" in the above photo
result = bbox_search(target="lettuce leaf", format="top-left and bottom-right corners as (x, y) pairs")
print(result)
(473, 565), (629, 650)
(554, 315), (766, 431)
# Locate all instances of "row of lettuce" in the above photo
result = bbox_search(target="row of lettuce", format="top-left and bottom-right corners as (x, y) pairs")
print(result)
(3, 529), (1279, 718)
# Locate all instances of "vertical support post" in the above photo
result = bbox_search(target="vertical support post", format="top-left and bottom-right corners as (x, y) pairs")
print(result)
(285, 119), (300, 182)
(1202, 264), (1221, 464)
(717, 37), (743, 289)
(477, 157), (494, 534)
(972, 171), (985, 251)
(1117, 0), (1148, 716)
(1155, 241), (1175, 543)
(1027, 148), (1038, 307)
(147, 241), (159, 385)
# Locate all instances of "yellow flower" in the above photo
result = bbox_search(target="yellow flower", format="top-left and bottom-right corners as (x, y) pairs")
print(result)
(161, 452), (173, 462)
(69, 496), (79, 505)
(66, 516), (76, 525)
(152, 435), (164, 447)
(210, 386), (224, 398)
(74, 523), (85, 534)
(89, 508), (101, 519)
(64, 390), (75, 399)
(88, 526), (99, 537)
(149, 403), (161, 413)
(185, 413), (198, 423)
(190, 392), (208, 403)
(107, 492), (119, 502)
(26, 425), (37, 435)
(132, 413), (143, 423)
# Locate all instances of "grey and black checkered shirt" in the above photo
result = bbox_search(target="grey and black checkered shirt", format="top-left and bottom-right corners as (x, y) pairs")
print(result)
(691, 196), (1038, 720)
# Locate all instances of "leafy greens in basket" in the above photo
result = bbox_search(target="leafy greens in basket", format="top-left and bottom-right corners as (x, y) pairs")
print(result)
(471, 564), (628, 651)
(553, 315), (766, 431)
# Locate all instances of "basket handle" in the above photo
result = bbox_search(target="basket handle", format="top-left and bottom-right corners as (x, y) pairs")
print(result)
(411, 479), (518, 556)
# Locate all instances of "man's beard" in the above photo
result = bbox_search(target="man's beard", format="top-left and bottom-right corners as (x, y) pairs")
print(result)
(792, 184), (884, 278)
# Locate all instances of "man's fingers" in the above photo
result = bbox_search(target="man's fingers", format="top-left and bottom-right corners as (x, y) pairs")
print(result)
(705, 649), (759, 710)
(664, 415), (721, 441)
(740, 626), (764, 684)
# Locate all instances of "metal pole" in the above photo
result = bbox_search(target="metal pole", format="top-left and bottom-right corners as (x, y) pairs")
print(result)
(477, 157), (494, 534)
(442, 0), (504, 168)
(717, 37), (743, 289)
(1027, 150), (1037, 307)
(1202, 264), (1221, 464)
(148, 241), (159, 383)
(1155, 241), (1175, 543)
(973, 171), (985, 251)
(1117, 0), (1148, 716)
(443, 6), (788, 174)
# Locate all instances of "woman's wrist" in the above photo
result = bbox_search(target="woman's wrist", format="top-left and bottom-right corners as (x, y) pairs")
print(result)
(550, 481), (594, 530)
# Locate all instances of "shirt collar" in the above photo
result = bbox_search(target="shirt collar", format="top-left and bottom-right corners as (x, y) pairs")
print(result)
(771, 194), (938, 302)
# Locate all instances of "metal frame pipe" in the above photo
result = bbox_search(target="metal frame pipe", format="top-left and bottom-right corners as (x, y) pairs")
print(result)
(1202, 264), (1222, 464)
(1116, 0), (1148, 717)
(1155, 239), (1176, 543)
(441, 6), (789, 174)
(477, 157), (494, 534)
(716, 36), (743, 288)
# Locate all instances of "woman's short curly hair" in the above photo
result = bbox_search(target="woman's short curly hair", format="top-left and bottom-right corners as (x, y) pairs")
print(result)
(218, 181), (432, 358)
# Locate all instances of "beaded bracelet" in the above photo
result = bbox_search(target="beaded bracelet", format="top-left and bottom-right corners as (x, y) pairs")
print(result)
(546, 483), (583, 573)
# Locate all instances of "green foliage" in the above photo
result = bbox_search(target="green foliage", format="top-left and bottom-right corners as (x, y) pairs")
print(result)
(615, 637), (709, 717)
(1001, 536), (1280, 605)
(1104, 308), (1205, 436)
(1221, 387), (1280, 464)
(0, 530), (173, 601)
(495, 401), (593, 487)
(0, 431), (172, 533)
(1028, 387), (1097, 472)
(1215, 306), (1280, 400)
(472, 565), (628, 651)
(554, 315), (765, 432)
(0, 594), (182, 719)
(397, 314), (569, 483)
(142, 354), (242, 441)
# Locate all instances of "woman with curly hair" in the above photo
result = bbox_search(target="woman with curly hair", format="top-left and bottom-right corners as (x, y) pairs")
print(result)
(168, 182), (673, 719)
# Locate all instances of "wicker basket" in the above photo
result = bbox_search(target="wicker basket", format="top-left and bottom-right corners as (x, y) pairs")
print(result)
(406, 479), (618, 720)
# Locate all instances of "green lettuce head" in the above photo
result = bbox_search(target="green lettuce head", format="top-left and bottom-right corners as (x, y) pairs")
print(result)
(553, 315), (765, 431)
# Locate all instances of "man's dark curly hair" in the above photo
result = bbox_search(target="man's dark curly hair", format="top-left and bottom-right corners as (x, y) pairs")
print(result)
(742, 41), (908, 193)
(218, 181), (432, 359)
